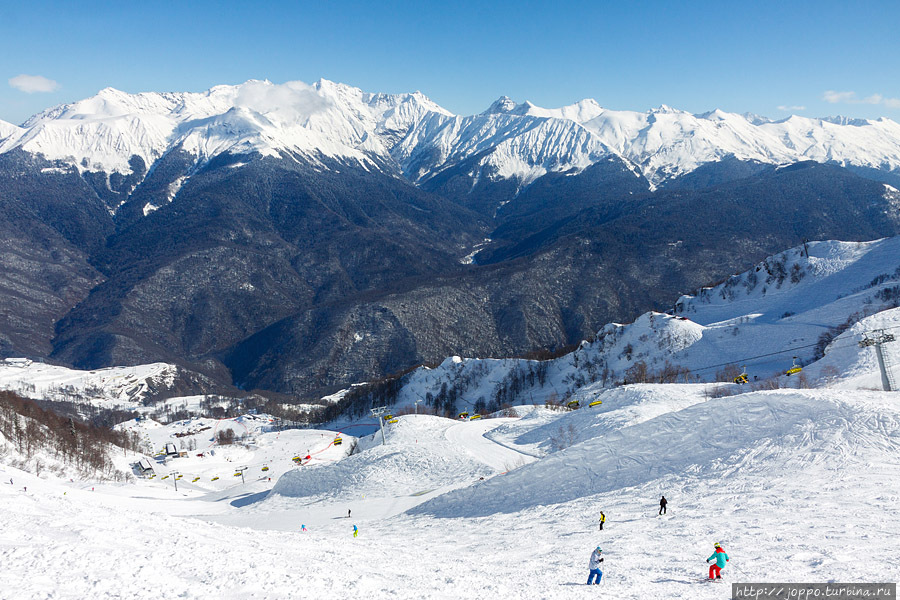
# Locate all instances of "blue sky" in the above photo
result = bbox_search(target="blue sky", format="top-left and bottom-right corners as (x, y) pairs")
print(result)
(1, 0), (899, 125)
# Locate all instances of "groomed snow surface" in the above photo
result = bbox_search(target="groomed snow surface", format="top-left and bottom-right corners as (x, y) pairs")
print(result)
(3, 385), (899, 599)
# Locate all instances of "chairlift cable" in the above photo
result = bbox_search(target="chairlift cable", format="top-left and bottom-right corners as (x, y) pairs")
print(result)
(688, 323), (900, 374)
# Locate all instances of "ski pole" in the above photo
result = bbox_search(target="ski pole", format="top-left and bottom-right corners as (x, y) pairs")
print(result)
(728, 562), (747, 579)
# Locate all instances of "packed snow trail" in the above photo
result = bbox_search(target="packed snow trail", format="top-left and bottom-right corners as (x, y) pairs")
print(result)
(444, 418), (538, 472)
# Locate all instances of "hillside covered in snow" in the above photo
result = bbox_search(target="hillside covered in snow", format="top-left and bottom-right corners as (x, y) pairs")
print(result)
(330, 235), (900, 419)
(3, 381), (899, 598)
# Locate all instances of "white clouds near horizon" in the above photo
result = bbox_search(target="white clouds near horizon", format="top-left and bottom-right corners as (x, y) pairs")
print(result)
(824, 90), (900, 109)
(8, 74), (60, 93)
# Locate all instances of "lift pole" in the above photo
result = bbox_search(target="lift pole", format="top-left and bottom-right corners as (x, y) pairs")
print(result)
(370, 406), (388, 445)
(859, 330), (897, 391)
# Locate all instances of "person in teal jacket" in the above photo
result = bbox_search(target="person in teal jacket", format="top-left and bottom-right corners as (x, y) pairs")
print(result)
(706, 543), (729, 579)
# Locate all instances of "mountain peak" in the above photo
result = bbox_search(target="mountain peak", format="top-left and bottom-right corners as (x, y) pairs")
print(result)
(483, 96), (519, 115)
(0, 119), (22, 140)
(4, 80), (900, 191)
(820, 115), (871, 127)
(96, 86), (127, 97)
(652, 104), (682, 114)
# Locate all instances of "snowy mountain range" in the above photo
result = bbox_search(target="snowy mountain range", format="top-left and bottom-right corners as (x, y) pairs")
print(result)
(4, 78), (900, 398)
(2, 79), (900, 201)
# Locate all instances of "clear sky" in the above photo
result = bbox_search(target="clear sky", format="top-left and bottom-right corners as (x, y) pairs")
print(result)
(1, 0), (899, 125)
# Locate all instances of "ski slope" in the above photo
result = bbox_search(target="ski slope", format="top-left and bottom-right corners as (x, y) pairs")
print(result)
(444, 417), (537, 471)
(3, 385), (900, 599)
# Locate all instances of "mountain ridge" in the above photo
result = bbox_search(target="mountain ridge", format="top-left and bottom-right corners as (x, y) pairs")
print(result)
(3, 79), (900, 206)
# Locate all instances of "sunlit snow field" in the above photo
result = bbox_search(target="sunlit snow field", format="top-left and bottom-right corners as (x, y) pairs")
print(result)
(3, 384), (899, 599)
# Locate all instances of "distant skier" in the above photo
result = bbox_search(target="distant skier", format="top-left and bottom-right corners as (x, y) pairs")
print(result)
(301, 524), (307, 532)
(659, 495), (667, 515)
(587, 546), (604, 585)
(599, 511), (606, 530)
(706, 543), (729, 580)
(348, 509), (351, 518)
(352, 524), (358, 538)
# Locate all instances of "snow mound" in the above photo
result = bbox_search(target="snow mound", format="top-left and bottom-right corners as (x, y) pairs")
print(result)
(494, 383), (711, 452)
(410, 388), (900, 518)
(270, 415), (493, 501)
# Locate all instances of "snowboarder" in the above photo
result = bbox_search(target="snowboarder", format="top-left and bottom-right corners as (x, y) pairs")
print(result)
(599, 511), (606, 530)
(659, 495), (667, 515)
(706, 543), (729, 580)
(301, 524), (307, 532)
(587, 546), (604, 584)
(352, 524), (358, 538)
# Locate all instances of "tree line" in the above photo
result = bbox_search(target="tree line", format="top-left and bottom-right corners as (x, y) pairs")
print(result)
(0, 391), (139, 480)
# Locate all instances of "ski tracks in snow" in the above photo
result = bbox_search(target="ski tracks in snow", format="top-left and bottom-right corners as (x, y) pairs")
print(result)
(444, 418), (538, 473)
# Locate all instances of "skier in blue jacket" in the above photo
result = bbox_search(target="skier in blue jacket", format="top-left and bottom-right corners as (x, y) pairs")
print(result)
(587, 546), (604, 585)
(706, 543), (729, 579)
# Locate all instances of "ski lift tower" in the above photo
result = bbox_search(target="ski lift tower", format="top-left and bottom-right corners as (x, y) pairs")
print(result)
(370, 406), (388, 445)
(859, 330), (897, 391)
(235, 466), (248, 484)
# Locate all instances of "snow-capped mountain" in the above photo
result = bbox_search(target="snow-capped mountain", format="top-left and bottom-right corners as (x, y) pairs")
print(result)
(3, 79), (900, 200)
(5, 80), (900, 398)
(392, 106), (617, 189)
(0, 119), (22, 143)
(2, 81), (400, 176)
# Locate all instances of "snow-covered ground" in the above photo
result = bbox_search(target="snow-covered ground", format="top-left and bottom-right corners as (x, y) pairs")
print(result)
(3, 384), (899, 599)
(0, 360), (178, 409)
